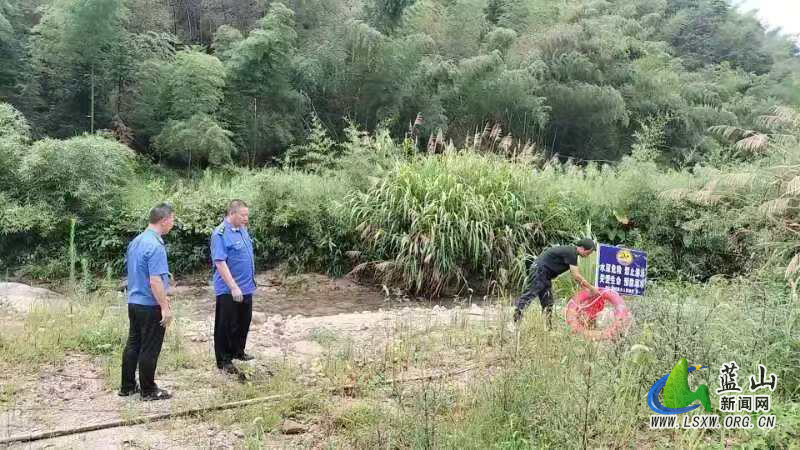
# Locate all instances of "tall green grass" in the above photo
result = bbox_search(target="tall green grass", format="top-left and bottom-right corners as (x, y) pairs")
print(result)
(322, 278), (799, 449)
(344, 146), (777, 296)
(347, 150), (537, 296)
(0, 293), (127, 366)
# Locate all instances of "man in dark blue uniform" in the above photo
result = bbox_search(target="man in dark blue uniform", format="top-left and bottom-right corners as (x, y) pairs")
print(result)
(513, 238), (598, 328)
(210, 199), (256, 374)
(120, 203), (175, 401)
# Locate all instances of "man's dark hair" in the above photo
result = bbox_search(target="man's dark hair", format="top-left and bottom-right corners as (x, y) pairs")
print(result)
(226, 199), (248, 215)
(576, 238), (595, 250)
(149, 203), (174, 224)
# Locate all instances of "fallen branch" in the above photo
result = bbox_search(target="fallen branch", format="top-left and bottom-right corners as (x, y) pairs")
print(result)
(0, 358), (505, 445)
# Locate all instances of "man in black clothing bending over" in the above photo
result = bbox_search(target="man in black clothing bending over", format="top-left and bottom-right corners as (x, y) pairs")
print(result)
(513, 238), (598, 327)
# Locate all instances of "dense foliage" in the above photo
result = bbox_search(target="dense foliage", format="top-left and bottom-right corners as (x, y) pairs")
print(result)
(3, 98), (800, 300)
(1, 0), (798, 166)
(2, 0), (800, 295)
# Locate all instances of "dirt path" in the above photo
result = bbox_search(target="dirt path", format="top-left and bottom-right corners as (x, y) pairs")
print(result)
(1, 272), (507, 449)
(172, 270), (458, 320)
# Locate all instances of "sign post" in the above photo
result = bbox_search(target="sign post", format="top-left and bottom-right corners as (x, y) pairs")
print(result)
(595, 243), (648, 296)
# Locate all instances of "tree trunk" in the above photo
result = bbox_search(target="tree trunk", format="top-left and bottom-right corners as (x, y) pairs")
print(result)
(252, 96), (257, 168)
(90, 64), (95, 134)
(117, 75), (123, 116)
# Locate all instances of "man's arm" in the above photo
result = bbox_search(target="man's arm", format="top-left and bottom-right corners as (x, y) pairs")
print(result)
(211, 232), (243, 302)
(214, 260), (242, 301)
(570, 265), (599, 295)
(147, 245), (173, 326)
(149, 275), (173, 327)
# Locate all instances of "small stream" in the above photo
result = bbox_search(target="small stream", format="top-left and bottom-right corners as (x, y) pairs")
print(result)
(170, 282), (463, 320)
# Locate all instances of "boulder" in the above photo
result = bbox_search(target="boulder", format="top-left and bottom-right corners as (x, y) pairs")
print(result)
(281, 419), (308, 435)
(0, 282), (68, 314)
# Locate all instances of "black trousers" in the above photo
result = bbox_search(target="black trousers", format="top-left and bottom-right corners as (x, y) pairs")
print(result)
(121, 304), (165, 394)
(514, 262), (555, 325)
(214, 294), (252, 367)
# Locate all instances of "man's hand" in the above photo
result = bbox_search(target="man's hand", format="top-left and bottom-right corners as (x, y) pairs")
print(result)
(569, 266), (599, 297)
(231, 286), (243, 303)
(215, 261), (243, 302)
(150, 275), (171, 326)
(160, 307), (173, 327)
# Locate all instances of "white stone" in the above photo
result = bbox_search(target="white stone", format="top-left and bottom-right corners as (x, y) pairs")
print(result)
(290, 340), (325, 356)
(251, 312), (267, 325)
(0, 282), (67, 314)
(281, 419), (307, 434)
(468, 304), (484, 315)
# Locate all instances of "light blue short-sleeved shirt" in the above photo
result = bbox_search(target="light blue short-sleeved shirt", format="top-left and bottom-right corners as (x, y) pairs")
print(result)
(126, 228), (170, 306)
(210, 219), (256, 296)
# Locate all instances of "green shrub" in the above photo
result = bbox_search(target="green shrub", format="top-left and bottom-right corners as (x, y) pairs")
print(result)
(0, 102), (30, 145)
(164, 169), (267, 272)
(347, 150), (538, 296)
(0, 103), (30, 198)
(0, 118), (790, 296)
(252, 169), (352, 274)
(283, 113), (339, 171)
(155, 114), (236, 167)
(19, 134), (136, 218)
(325, 126), (405, 192)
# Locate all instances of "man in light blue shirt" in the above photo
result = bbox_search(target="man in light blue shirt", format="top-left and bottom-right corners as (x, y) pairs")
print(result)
(120, 203), (175, 401)
(210, 199), (256, 374)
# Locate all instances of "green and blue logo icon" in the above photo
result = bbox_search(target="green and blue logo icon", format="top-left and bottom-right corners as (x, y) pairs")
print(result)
(647, 358), (712, 414)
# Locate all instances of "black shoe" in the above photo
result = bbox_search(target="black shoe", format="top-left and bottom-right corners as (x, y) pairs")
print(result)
(233, 353), (255, 361)
(220, 362), (240, 375)
(118, 385), (140, 397)
(141, 388), (172, 401)
(221, 362), (248, 382)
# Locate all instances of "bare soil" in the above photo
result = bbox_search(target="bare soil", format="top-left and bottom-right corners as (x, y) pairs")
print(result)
(0, 272), (504, 449)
